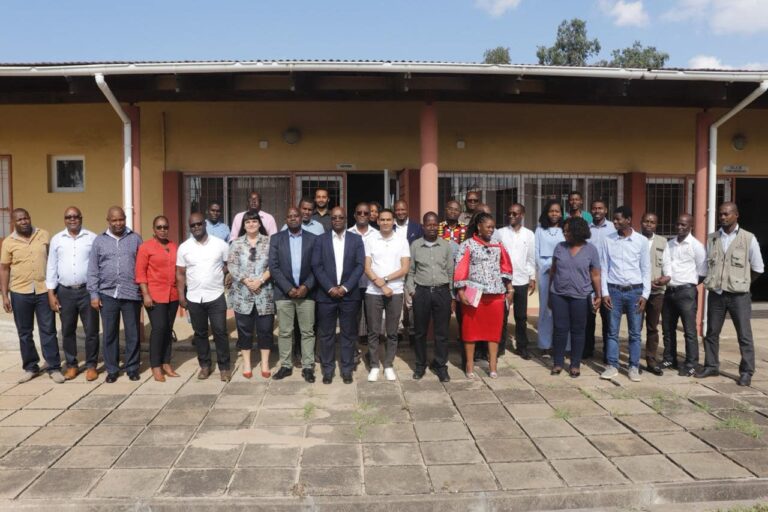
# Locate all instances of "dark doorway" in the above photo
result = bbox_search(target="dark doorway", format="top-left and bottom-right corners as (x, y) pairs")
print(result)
(347, 172), (384, 227)
(734, 177), (768, 300)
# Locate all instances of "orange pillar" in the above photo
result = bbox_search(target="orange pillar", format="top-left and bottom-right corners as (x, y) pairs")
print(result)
(694, 111), (711, 335)
(419, 103), (438, 219)
(623, 172), (647, 231)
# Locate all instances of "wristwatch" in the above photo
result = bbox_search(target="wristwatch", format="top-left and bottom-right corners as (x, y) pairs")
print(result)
(383, 276), (389, 284)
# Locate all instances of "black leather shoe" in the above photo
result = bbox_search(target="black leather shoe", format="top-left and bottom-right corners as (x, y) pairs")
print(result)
(105, 372), (119, 383)
(662, 360), (679, 370)
(695, 367), (719, 379)
(738, 373), (752, 387)
(273, 367), (293, 380)
(302, 369), (316, 384)
(127, 371), (140, 381)
(412, 369), (425, 380)
(342, 373), (353, 384)
(322, 374), (333, 385)
(436, 368), (450, 383)
(646, 365), (664, 376)
(679, 366), (696, 378)
(515, 348), (532, 360)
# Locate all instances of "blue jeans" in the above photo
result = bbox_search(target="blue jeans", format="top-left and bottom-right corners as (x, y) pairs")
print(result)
(11, 292), (60, 373)
(537, 268), (553, 349)
(606, 285), (643, 369)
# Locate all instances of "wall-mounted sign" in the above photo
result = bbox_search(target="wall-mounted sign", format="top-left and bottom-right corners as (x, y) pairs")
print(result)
(336, 163), (356, 170)
(723, 165), (749, 174)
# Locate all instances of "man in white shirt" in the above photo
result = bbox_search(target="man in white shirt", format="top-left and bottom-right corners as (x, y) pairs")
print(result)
(229, 191), (278, 240)
(662, 213), (707, 377)
(585, 199), (617, 362)
(177, 212), (231, 381)
(46, 206), (99, 381)
(364, 208), (411, 381)
(349, 202), (379, 346)
(492, 203), (535, 360)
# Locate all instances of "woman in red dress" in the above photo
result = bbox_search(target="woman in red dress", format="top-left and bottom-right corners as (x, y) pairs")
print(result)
(454, 212), (514, 379)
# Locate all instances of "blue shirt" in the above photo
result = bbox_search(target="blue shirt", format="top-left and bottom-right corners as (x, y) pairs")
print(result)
(600, 228), (651, 299)
(281, 220), (325, 236)
(205, 219), (230, 241)
(289, 230), (303, 287)
(87, 229), (143, 301)
(551, 242), (601, 298)
(535, 226), (565, 272)
(589, 219), (616, 248)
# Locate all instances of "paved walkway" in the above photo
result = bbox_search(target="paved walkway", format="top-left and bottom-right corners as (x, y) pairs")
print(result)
(0, 311), (767, 510)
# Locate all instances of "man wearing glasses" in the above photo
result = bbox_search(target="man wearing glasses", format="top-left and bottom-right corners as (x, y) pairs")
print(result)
(177, 212), (232, 381)
(458, 191), (481, 226)
(204, 201), (230, 241)
(47, 207), (100, 381)
(348, 203), (379, 349)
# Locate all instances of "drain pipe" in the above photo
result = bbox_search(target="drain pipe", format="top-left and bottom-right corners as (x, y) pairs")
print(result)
(707, 80), (768, 234)
(95, 73), (134, 229)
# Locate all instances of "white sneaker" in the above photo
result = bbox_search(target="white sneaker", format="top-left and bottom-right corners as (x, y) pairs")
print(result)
(628, 366), (642, 382)
(368, 368), (380, 382)
(49, 371), (66, 384)
(384, 368), (397, 381)
(600, 366), (619, 380)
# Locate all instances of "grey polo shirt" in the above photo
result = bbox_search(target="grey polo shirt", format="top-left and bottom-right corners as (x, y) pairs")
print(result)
(405, 237), (454, 295)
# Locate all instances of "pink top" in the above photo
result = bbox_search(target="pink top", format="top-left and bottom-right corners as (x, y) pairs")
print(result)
(229, 210), (278, 241)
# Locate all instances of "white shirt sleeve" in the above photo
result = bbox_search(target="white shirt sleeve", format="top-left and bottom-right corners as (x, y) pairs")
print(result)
(45, 234), (60, 290)
(749, 236), (765, 273)
(176, 243), (187, 267)
(398, 238), (411, 259)
(661, 241), (672, 277)
(694, 239), (708, 277)
(526, 230), (536, 281)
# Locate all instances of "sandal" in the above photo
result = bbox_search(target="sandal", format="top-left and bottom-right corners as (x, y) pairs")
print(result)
(261, 370), (271, 379)
(551, 366), (563, 375)
(466, 372), (476, 379)
(242, 369), (253, 379)
(489, 371), (498, 379)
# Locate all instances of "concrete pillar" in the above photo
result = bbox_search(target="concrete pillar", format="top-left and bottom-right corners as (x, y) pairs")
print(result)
(623, 172), (647, 231)
(419, 103), (438, 219)
(694, 111), (712, 335)
(126, 105), (142, 235)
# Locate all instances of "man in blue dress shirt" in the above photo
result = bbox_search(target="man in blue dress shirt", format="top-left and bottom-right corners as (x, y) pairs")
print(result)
(599, 205), (650, 383)
(204, 201), (231, 241)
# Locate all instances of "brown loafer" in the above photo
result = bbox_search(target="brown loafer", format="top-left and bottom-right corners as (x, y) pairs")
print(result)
(197, 366), (213, 380)
(63, 366), (79, 380)
(85, 368), (99, 381)
(151, 367), (165, 382)
(162, 364), (179, 377)
(220, 369), (232, 382)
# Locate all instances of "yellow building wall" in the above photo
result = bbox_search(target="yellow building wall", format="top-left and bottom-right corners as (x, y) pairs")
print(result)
(1, 100), (766, 236)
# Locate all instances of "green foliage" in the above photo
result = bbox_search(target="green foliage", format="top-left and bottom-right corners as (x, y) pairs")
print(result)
(598, 41), (669, 69)
(536, 18), (601, 66)
(553, 407), (571, 420)
(483, 46), (511, 65)
(718, 415), (763, 439)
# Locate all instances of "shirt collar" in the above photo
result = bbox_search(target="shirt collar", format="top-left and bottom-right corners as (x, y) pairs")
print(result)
(419, 237), (442, 247)
(719, 224), (739, 237)
(10, 228), (38, 241)
(332, 230), (346, 241)
(105, 227), (132, 240)
(590, 220), (609, 228)
(616, 228), (637, 240)
(289, 229), (303, 239)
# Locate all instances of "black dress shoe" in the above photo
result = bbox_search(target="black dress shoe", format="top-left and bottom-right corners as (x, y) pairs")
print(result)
(514, 348), (532, 360)
(738, 373), (752, 387)
(127, 371), (140, 381)
(412, 369), (425, 380)
(646, 365), (664, 376)
(679, 366), (696, 378)
(322, 374), (333, 385)
(436, 368), (450, 383)
(302, 369), (316, 384)
(661, 360), (679, 370)
(342, 373), (353, 384)
(273, 367), (293, 380)
(105, 372), (119, 383)
(694, 367), (719, 379)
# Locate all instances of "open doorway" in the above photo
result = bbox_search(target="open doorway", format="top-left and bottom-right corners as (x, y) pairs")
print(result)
(347, 172), (384, 227)
(734, 177), (768, 300)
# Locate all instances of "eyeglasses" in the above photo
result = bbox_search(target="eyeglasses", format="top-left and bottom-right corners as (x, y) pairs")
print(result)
(249, 247), (257, 262)
(154, 225), (169, 230)
(466, 198), (480, 203)
(355, 211), (370, 216)
(209, 208), (221, 212)
(64, 215), (81, 220)
(331, 215), (346, 220)
(189, 222), (204, 228)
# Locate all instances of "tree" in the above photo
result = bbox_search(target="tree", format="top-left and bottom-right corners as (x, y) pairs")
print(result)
(599, 41), (669, 69)
(536, 18), (601, 66)
(483, 46), (511, 65)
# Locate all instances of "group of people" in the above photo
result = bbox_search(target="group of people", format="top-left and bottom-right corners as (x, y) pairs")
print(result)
(0, 187), (762, 388)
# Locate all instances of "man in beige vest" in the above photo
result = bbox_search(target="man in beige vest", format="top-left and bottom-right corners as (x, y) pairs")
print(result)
(696, 202), (764, 386)
(641, 213), (670, 376)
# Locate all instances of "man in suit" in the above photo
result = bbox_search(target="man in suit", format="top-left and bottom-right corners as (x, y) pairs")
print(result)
(312, 206), (365, 384)
(269, 207), (318, 383)
(393, 200), (424, 245)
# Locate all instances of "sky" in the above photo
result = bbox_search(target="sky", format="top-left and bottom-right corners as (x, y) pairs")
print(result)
(0, 0), (766, 69)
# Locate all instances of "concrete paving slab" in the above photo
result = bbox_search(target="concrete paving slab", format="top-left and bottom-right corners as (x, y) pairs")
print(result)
(465, 420), (527, 439)
(0, 469), (40, 498)
(298, 466), (362, 495)
(724, 449), (768, 477)
(79, 425), (144, 446)
(0, 426), (38, 445)
(53, 445), (125, 468)
(692, 428), (768, 451)
(229, 467), (297, 497)
(407, 403), (462, 422)
(158, 468), (233, 497)
(550, 458), (628, 487)
(458, 403), (512, 422)
(21, 468), (103, 498)
(669, 451), (754, 479)
(134, 425), (196, 445)
(428, 464), (498, 493)
(0, 446), (67, 468)
(360, 423), (416, 443)
(534, 436), (603, 460)
(166, 394), (218, 409)
(518, 418), (580, 438)
(364, 465), (432, 495)
(567, 416), (631, 436)
(0, 409), (61, 427)
(589, 434), (659, 457)
(664, 412), (723, 430)
(403, 391), (453, 406)
(506, 403), (557, 419)
(101, 408), (159, 425)
(89, 468), (167, 497)
(177, 445), (242, 468)
(689, 394), (747, 411)
(421, 440), (484, 465)
(491, 461), (565, 490)
(560, 400), (611, 417)
(494, 389), (544, 404)
(0, 395), (35, 409)
(88, 381), (142, 395)
(612, 454), (692, 483)
(641, 432), (715, 453)
(617, 414), (685, 433)
(301, 443), (361, 466)
(306, 408), (358, 425)
(597, 398), (657, 416)
(21, 424), (91, 446)
(306, 424), (358, 444)
(151, 408), (209, 426)
(117, 394), (171, 409)
(239, 445), (300, 467)
(477, 437), (543, 462)
(49, 408), (109, 426)
(70, 394), (126, 409)
(363, 442), (423, 466)
(413, 421), (471, 441)
(199, 409), (255, 428)
(449, 389), (499, 405)
(176, 379), (227, 395)
(221, 382), (268, 396)
(114, 445), (184, 468)
(538, 387), (588, 402)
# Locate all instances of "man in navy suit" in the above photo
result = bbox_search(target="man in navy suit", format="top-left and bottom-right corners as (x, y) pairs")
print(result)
(269, 207), (318, 383)
(312, 206), (365, 384)
(394, 200), (424, 245)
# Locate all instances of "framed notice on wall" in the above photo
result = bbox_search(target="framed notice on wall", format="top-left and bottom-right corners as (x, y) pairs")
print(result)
(50, 155), (85, 192)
